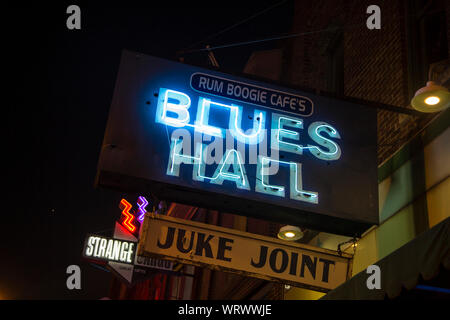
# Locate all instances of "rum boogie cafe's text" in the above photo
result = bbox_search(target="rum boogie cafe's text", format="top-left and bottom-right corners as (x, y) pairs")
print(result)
(138, 214), (351, 292)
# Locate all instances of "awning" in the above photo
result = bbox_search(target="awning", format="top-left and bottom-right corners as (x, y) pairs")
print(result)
(321, 217), (450, 299)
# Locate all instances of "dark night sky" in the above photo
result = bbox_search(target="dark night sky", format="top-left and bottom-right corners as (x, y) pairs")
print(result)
(4, 1), (293, 299)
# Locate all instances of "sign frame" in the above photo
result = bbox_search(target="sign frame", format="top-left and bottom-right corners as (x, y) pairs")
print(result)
(138, 213), (353, 293)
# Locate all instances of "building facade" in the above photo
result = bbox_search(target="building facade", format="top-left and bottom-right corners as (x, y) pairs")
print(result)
(108, 0), (449, 300)
(283, 0), (450, 299)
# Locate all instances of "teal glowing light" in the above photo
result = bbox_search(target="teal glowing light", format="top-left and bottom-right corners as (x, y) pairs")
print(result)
(210, 149), (250, 190)
(228, 106), (265, 145)
(255, 156), (318, 204)
(195, 98), (224, 137)
(156, 88), (343, 205)
(271, 113), (304, 155)
(271, 113), (341, 161)
(307, 122), (341, 160)
(156, 88), (191, 127)
(167, 138), (249, 190)
(167, 137), (201, 179)
(157, 89), (265, 145)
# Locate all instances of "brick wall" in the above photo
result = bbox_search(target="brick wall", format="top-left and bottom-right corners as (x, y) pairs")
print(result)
(287, 0), (425, 164)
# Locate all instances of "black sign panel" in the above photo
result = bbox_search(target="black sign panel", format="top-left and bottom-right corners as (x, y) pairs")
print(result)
(96, 50), (378, 236)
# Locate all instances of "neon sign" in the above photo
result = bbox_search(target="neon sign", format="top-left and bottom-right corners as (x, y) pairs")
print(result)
(96, 51), (379, 235)
(156, 88), (342, 204)
(119, 199), (137, 233)
(117, 197), (150, 232)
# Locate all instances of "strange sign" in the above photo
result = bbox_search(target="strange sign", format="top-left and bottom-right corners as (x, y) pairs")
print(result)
(138, 214), (352, 292)
(83, 235), (136, 264)
(96, 50), (378, 236)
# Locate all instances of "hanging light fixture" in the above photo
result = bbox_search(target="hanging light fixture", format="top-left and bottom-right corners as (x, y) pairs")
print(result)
(277, 225), (303, 241)
(411, 81), (450, 113)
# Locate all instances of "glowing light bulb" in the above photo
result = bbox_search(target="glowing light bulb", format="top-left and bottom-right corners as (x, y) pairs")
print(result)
(278, 226), (303, 241)
(424, 96), (440, 105)
(284, 232), (295, 238)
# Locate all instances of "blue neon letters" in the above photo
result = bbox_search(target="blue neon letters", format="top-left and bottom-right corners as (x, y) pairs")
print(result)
(156, 88), (342, 204)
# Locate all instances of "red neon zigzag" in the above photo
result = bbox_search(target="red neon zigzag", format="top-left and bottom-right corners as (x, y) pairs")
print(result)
(120, 199), (136, 232)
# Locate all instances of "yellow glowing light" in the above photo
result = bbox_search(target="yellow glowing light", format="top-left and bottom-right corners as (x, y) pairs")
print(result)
(424, 96), (440, 105)
(278, 225), (303, 241)
(411, 81), (449, 112)
(284, 232), (295, 238)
